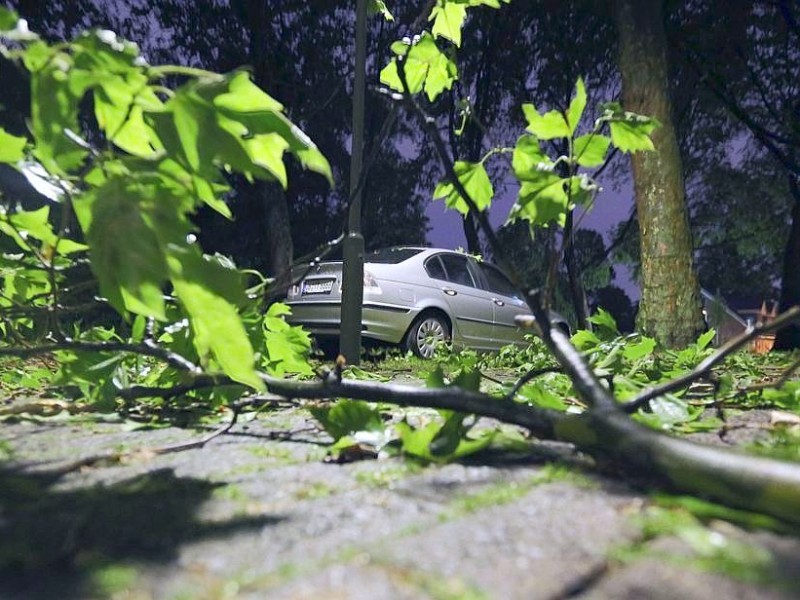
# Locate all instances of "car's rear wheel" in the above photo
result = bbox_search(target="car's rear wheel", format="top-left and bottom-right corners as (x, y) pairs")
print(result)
(405, 313), (450, 358)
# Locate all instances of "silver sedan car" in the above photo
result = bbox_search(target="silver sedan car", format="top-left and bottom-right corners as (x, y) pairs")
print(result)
(285, 247), (568, 358)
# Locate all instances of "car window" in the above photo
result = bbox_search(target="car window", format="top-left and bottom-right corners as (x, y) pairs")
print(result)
(480, 264), (522, 299)
(424, 256), (447, 280)
(438, 254), (477, 288)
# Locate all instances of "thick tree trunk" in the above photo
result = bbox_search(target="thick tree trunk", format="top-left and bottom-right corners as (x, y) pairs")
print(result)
(261, 184), (294, 290)
(773, 177), (800, 350)
(246, 0), (294, 283)
(615, 0), (704, 347)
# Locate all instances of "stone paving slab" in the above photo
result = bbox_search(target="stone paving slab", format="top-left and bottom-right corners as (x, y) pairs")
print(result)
(1, 403), (800, 599)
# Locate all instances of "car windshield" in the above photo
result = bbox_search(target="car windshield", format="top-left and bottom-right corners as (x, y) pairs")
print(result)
(365, 248), (424, 264)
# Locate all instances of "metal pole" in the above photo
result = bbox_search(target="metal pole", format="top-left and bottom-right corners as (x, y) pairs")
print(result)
(339, 0), (367, 364)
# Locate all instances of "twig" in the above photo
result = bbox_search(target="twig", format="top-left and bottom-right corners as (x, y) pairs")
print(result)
(117, 374), (223, 401)
(517, 291), (619, 411)
(741, 355), (800, 392)
(394, 55), (512, 278)
(504, 366), (563, 401)
(257, 371), (562, 440)
(0, 339), (202, 374)
(19, 407), (241, 477)
(621, 306), (800, 413)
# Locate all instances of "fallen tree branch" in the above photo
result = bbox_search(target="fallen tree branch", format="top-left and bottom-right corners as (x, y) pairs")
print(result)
(14, 407), (241, 477)
(504, 366), (563, 401)
(115, 370), (563, 440)
(741, 354), (800, 393)
(516, 298), (800, 525)
(621, 306), (800, 413)
(0, 339), (203, 374)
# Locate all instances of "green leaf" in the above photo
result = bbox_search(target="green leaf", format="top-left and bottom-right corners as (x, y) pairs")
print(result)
(309, 399), (384, 442)
(213, 70), (284, 113)
(7, 206), (87, 255)
(518, 382), (568, 411)
(466, 0), (510, 7)
(395, 416), (495, 463)
(566, 78), (587, 134)
(395, 420), (440, 460)
(369, 0), (394, 20)
(167, 245), (263, 390)
(512, 135), (552, 181)
(571, 329), (601, 351)
(602, 103), (661, 153)
(426, 366), (447, 388)
(0, 128), (27, 163)
(430, 2), (467, 47)
(609, 120), (657, 152)
(761, 381), (800, 410)
(433, 161), (493, 215)
(451, 368), (481, 392)
(262, 302), (313, 376)
(73, 178), (171, 319)
(429, 410), (469, 456)
(0, 7), (18, 30)
(522, 104), (570, 140)
(509, 174), (569, 227)
(96, 84), (163, 158)
(379, 33), (458, 101)
(147, 72), (332, 187)
(588, 308), (619, 339)
(31, 62), (91, 174)
(623, 337), (656, 361)
(647, 397), (692, 426)
(695, 329), (716, 351)
(573, 134), (610, 167)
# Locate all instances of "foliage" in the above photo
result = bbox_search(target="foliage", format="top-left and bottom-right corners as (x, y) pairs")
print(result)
(0, 9), (328, 392)
(425, 77), (660, 231)
(310, 366), (496, 464)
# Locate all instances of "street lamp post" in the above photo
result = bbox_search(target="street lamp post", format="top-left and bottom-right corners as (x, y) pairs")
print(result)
(339, 0), (367, 365)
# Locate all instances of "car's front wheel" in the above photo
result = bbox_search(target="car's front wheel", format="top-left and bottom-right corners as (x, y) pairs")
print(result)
(405, 313), (450, 358)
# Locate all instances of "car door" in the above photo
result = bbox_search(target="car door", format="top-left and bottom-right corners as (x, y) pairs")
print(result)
(476, 263), (530, 346)
(425, 253), (495, 348)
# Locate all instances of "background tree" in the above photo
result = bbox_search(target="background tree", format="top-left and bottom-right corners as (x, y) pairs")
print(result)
(670, 0), (800, 349)
(614, 0), (704, 347)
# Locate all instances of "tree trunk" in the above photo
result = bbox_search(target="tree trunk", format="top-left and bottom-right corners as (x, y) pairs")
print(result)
(615, 0), (704, 348)
(262, 184), (294, 291)
(773, 177), (800, 350)
(462, 212), (482, 255)
(563, 210), (590, 330)
(246, 0), (294, 284)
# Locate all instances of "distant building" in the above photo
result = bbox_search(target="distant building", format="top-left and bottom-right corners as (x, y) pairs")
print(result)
(701, 289), (778, 352)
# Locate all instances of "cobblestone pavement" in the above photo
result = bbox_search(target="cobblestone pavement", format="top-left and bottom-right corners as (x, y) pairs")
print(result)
(1, 392), (799, 599)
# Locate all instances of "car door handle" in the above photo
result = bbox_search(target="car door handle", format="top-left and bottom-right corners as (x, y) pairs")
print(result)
(442, 288), (457, 296)
(492, 298), (505, 306)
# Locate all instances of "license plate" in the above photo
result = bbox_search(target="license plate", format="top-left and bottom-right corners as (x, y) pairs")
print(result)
(302, 278), (335, 295)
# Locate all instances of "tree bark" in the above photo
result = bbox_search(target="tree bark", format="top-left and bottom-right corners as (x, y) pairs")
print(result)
(245, 0), (294, 282)
(615, 0), (704, 347)
(773, 177), (800, 349)
(563, 210), (590, 330)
